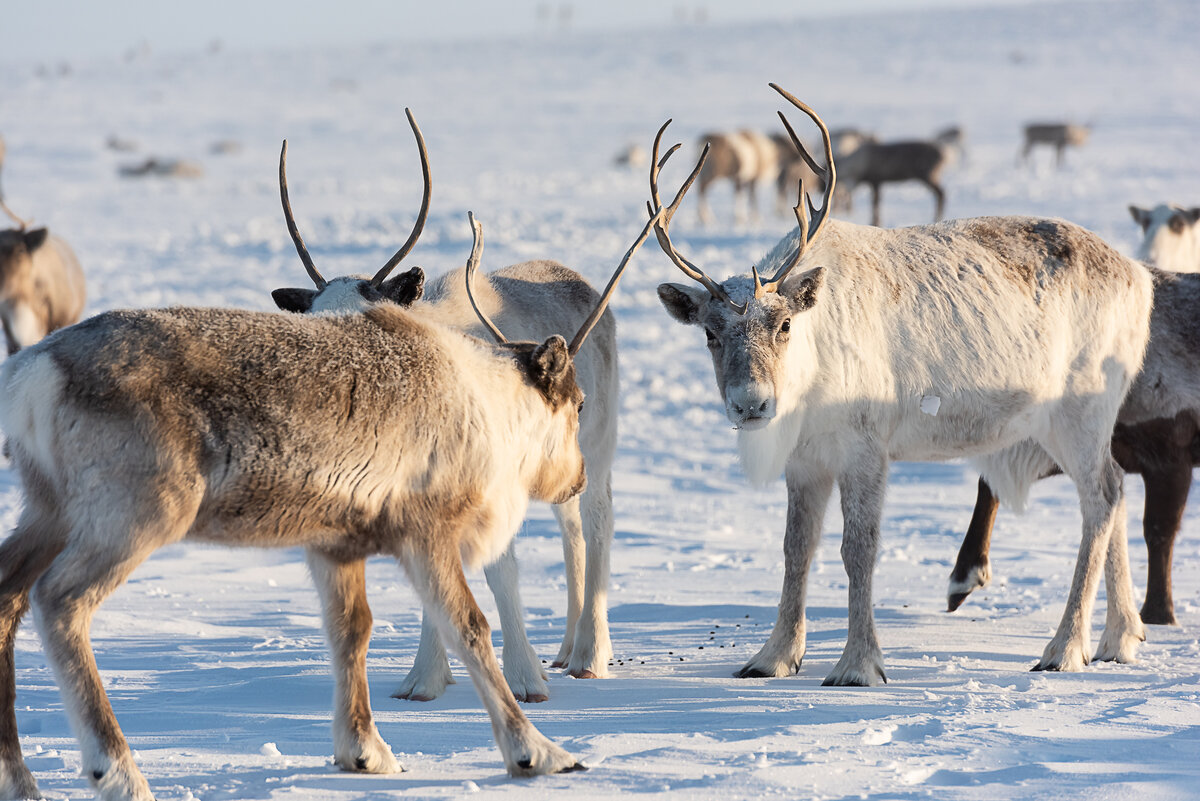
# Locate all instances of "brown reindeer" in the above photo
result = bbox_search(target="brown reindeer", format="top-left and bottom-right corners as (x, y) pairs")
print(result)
(695, 129), (779, 225)
(1020, 122), (1090, 168)
(835, 136), (951, 226)
(0, 211), (85, 356)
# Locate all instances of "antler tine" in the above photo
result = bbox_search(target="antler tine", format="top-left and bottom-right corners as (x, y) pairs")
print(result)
(278, 140), (327, 289)
(568, 205), (666, 356)
(776, 110), (827, 182)
(759, 83), (838, 292)
(0, 197), (30, 230)
(462, 211), (506, 345)
(371, 107), (432, 287)
(647, 122), (746, 313)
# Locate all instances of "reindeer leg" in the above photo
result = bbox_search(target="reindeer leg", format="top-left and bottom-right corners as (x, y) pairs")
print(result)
(737, 465), (833, 678)
(870, 183), (882, 227)
(399, 545), (583, 777)
(483, 544), (548, 701)
(947, 477), (998, 611)
(562, 474), (614, 679)
(551, 495), (584, 671)
(1095, 486), (1145, 663)
(1035, 455), (1133, 671)
(391, 613), (455, 701)
(306, 550), (401, 773)
(0, 512), (65, 801)
(1138, 462), (1188, 625)
(824, 452), (888, 686)
(928, 181), (945, 222)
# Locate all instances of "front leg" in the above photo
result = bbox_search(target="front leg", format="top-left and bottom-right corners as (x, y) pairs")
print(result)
(483, 544), (549, 701)
(306, 550), (401, 774)
(561, 478), (615, 679)
(736, 465), (833, 678)
(823, 454), (888, 686)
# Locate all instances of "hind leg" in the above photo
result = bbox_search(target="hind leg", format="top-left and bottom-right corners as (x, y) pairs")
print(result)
(1035, 454), (1138, 671)
(561, 476), (614, 679)
(306, 551), (401, 773)
(551, 495), (584, 670)
(399, 543), (582, 777)
(391, 614), (455, 701)
(1094, 493), (1145, 663)
(1138, 463), (1189, 625)
(0, 513), (66, 801)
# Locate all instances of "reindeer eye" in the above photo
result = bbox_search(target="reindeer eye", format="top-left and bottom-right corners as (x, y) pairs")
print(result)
(577, 399), (585, 414)
(780, 319), (791, 334)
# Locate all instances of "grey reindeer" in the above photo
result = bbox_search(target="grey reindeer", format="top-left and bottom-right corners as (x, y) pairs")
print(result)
(651, 83), (1151, 685)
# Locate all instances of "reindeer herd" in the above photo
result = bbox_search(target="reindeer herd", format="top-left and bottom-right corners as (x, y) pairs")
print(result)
(0, 82), (1196, 801)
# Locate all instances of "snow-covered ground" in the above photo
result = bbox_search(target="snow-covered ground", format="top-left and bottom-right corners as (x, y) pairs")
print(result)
(3, 1), (1200, 798)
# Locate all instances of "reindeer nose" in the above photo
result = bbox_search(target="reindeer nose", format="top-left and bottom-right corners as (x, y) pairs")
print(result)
(726, 384), (776, 426)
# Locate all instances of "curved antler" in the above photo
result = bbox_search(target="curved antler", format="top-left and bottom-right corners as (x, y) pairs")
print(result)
(568, 204), (666, 356)
(646, 121), (747, 314)
(463, 212), (506, 345)
(370, 107), (432, 287)
(278, 140), (326, 289)
(754, 83), (837, 295)
(0, 197), (30, 230)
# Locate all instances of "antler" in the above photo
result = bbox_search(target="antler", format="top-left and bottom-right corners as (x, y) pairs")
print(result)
(278, 140), (327, 289)
(752, 83), (837, 295)
(370, 107), (432, 287)
(647, 122), (748, 314)
(567, 204), (666, 356)
(0, 198), (29, 230)
(463, 211), (507, 344)
(278, 107), (431, 292)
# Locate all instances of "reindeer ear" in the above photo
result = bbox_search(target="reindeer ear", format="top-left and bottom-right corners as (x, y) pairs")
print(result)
(531, 335), (570, 380)
(22, 228), (49, 252)
(1129, 205), (1150, 230)
(1187, 208), (1200, 225)
(271, 287), (316, 313)
(783, 266), (824, 312)
(378, 266), (424, 307)
(657, 283), (706, 325)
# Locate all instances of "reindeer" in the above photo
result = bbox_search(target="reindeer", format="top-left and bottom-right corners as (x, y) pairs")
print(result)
(949, 209), (1200, 625)
(695, 129), (779, 225)
(1130, 204), (1200, 273)
(272, 111), (623, 701)
(0, 210), (86, 356)
(0, 131), (678, 798)
(650, 83), (1152, 685)
(772, 127), (873, 217)
(1020, 122), (1090, 168)
(833, 135), (951, 227)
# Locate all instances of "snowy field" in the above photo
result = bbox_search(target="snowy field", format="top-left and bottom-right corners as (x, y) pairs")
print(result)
(3, 0), (1200, 798)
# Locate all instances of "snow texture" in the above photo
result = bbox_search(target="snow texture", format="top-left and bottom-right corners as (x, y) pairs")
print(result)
(2, 1), (1200, 799)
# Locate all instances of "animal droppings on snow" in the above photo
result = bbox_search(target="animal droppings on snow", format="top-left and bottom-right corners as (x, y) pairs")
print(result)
(920, 395), (941, 416)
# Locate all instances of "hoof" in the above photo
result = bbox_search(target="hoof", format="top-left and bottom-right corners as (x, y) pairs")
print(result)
(518, 692), (549, 703)
(568, 669), (599, 679)
(946, 592), (971, 612)
(558, 762), (587, 773)
(733, 666), (774, 679)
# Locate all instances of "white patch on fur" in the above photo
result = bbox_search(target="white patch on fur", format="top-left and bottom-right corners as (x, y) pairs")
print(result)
(920, 395), (941, 416)
(310, 276), (374, 313)
(0, 351), (65, 475)
(970, 441), (1058, 514)
(947, 562), (991, 597)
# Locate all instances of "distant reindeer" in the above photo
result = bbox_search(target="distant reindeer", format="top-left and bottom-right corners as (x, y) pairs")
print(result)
(651, 83), (1151, 685)
(695, 129), (779, 225)
(1130, 204), (1200, 273)
(118, 157), (203, 179)
(834, 135), (952, 226)
(0, 125), (676, 794)
(612, 142), (648, 170)
(772, 127), (873, 216)
(273, 111), (630, 700)
(949, 208), (1200, 625)
(0, 211), (85, 356)
(1020, 122), (1090, 168)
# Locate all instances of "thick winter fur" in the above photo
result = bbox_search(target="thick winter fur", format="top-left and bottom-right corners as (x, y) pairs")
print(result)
(658, 215), (1152, 684)
(1021, 122), (1090, 168)
(0, 227), (86, 354)
(951, 265), (1200, 624)
(695, 130), (780, 225)
(834, 140), (950, 226)
(0, 305), (587, 801)
(284, 261), (619, 699)
(1130, 204), (1200, 273)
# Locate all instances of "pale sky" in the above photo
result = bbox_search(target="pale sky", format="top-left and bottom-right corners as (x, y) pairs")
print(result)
(3, 0), (1036, 64)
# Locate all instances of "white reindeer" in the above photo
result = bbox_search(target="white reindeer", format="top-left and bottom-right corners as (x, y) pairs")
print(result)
(650, 83), (1151, 685)
(1129, 203), (1200, 273)
(0, 140), (672, 799)
(271, 110), (629, 699)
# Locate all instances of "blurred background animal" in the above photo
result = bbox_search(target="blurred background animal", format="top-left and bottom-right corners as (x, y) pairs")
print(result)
(1130, 203), (1200, 272)
(695, 129), (780, 225)
(1020, 122), (1090, 168)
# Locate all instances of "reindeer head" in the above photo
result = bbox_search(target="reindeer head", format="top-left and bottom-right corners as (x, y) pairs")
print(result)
(652, 84), (835, 431)
(272, 108), (431, 314)
(1130, 203), (1200, 269)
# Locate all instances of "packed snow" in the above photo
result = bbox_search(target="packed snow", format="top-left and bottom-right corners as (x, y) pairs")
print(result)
(2, 0), (1199, 798)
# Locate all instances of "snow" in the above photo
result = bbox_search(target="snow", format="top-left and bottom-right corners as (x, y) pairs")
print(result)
(3, 0), (1200, 798)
